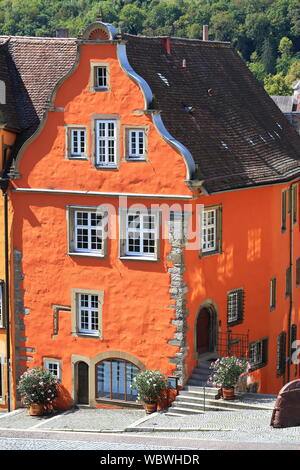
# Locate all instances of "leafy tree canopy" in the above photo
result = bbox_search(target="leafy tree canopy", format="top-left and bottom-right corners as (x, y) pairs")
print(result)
(0, 0), (298, 95)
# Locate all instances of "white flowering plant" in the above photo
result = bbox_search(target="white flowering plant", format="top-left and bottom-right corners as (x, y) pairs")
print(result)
(17, 367), (59, 407)
(131, 370), (167, 404)
(207, 356), (250, 389)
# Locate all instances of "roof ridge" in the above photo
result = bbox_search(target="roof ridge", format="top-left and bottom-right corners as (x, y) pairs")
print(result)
(124, 33), (231, 46)
(0, 35), (76, 41)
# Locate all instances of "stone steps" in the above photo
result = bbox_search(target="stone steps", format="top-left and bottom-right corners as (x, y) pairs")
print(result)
(166, 359), (275, 416)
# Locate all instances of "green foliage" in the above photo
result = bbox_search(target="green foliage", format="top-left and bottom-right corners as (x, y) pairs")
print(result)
(17, 367), (59, 407)
(131, 369), (167, 404)
(0, 0), (299, 95)
(264, 73), (293, 95)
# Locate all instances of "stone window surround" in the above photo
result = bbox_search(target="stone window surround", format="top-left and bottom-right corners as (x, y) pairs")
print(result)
(43, 357), (62, 381)
(89, 62), (110, 92)
(119, 207), (161, 261)
(71, 288), (104, 339)
(91, 114), (120, 170)
(67, 204), (108, 258)
(65, 124), (88, 160)
(123, 125), (149, 161)
(71, 351), (146, 407)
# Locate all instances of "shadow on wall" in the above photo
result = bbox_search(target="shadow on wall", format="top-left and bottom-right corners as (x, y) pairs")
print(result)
(53, 383), (74, 410)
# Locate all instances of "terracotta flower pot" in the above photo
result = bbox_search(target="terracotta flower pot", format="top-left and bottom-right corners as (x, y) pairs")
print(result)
(144, 402), (157, 414)
(28, 403), (45, 416)
(222, 387), (236, 400)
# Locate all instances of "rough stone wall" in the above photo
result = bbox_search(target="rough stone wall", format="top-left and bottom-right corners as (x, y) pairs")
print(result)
(13, 248), (34, 387)
(167, 211), (189, 386)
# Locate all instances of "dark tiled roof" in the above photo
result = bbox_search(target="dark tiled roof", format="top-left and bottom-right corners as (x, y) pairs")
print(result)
(2, 33), (300, 193)
(0, 35), (77, 159)
(0, 41), (19, 130)
(125, 35), (300, 193)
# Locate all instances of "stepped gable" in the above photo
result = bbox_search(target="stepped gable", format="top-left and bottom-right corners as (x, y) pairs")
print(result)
(125, 34), (300, 193)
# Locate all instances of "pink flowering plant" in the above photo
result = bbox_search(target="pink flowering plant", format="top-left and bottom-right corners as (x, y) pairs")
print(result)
(131, 370), (167, 404)
(207, 357), (250, 389)
(17, 367), (59, 408)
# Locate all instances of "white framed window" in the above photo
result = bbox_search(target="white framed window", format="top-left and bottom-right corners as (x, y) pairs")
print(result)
(120, 209), (160, 260)
(127, 129), (146, 160)
(201, 205), (222, 256)
(70, 128), (86, 158)
(95, 120), (117, 167)
(68, 206), (107, 257)
(95, 66), (107, 89)
(45, 360), (61, 381)
(71, 289), (104, 338)
(78, 293), (99, 336)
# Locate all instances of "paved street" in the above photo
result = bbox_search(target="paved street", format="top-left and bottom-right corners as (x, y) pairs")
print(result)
(0, 404), (300, 451)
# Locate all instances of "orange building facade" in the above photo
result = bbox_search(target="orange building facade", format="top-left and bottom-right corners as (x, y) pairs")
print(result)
(1, 20), (300, 409)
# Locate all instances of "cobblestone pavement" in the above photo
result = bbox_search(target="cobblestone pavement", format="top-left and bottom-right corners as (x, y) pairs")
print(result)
(0, 408), (145, 431)
(1, 403), (300, 448)
(135, 409), (300, 445)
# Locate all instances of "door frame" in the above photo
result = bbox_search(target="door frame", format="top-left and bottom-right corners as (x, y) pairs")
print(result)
(194, 300), (219, 360)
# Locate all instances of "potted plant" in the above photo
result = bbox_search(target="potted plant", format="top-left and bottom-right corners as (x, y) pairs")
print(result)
(131, 369), (168, 413)
(207, 357), (250, 400)
(17, 367), (59, 415)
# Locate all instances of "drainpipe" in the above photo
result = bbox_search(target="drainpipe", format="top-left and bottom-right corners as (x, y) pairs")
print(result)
(0, 176), (11, 411)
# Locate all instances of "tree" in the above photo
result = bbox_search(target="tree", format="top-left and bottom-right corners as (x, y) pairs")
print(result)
(261, 38), (276, 74)
(285, 61), (300, 86)
(119, 4), (146, 34)
(264, 73), (292, 95)
(276, 37), (293, 75)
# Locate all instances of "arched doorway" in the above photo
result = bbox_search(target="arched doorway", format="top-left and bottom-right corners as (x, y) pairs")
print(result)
(76, 361), (89, 405)
(196, 304), (218, 358)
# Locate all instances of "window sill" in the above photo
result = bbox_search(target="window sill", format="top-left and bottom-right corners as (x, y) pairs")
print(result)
(95, 165), (118, 170)
(120, 255), (159, 262)
(90, 87), (110, 92)
(95, 397), (143, 408)
(126, 157), (147, 162)
(69, 252), (105, 259)
(66, 155), (89, 161)
(200, 250), (222, 258)
(72, 332), (102, 339)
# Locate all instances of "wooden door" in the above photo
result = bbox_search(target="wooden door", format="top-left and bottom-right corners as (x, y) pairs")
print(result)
(197, 308), (210, 355)
(77, 361), (89, 405)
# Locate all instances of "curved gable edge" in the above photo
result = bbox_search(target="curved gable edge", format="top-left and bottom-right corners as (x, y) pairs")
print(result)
(12, 42), (81, 176)
(117, 43), (196, 183)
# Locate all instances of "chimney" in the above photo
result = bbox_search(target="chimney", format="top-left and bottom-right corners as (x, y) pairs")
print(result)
(162, 37), (171, 55)
(203, 25), (209, 41)
(55, 28), (69, 38)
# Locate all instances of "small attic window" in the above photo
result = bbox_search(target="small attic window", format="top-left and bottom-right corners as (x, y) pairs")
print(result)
(245, 137), (255, 145)
(157, 73), (170, 87)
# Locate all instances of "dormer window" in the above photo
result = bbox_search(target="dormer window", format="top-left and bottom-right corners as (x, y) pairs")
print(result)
(91, 63), (109, 91)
